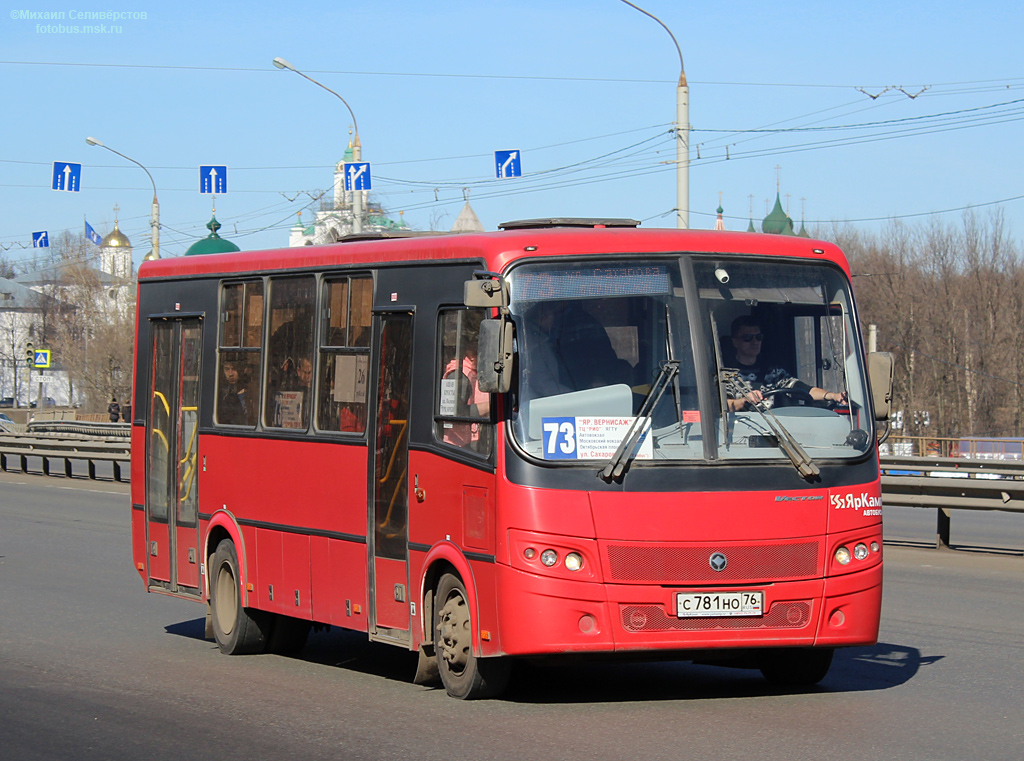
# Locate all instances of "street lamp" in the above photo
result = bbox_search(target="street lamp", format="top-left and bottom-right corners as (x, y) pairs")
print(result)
(620, 1), (689, 229)
(273, 57), (364, 234)
(85, 137), (160, 259)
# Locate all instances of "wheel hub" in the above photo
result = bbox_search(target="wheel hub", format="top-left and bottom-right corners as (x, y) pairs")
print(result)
(436, 592), (470, 673)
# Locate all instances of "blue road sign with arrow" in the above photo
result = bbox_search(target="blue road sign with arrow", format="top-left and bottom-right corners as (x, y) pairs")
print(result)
(199, 165), (228, 194)
(32, 231), (49, 248)
(344, 162), (371, 191)
(495, 150), (521, 178)
(52, 161), (82, 192)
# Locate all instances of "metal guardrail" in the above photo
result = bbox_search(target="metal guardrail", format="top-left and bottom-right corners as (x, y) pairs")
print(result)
(0, 428), (1019, 547)
(0, 431), (130, 482)
(28, 420), (131, 437)
(880, 455), (1023, 548)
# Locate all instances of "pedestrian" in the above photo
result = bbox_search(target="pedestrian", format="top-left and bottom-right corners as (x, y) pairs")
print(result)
(108, 396), (121, 422)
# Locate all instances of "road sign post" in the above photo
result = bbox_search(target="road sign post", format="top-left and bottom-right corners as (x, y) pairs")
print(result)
(51, 162), (82, 192)
(344, 162), (372, 191)
(199, 165), (228, 194)
(494, 150), (522, 179)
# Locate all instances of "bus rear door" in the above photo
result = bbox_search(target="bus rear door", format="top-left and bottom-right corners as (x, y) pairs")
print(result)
(144, 317), (202, 596)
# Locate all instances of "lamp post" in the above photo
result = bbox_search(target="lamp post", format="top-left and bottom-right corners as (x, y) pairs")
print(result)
(620, 1), (688, 229)
(273, 57), (364, 234)
(85, 137), (160, 260)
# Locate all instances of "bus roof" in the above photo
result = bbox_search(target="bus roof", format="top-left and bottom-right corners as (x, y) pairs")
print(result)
(138, 226), (848, 281)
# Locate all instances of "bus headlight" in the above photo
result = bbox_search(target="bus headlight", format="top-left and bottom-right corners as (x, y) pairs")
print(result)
(853, 543), (869, 561)
(835, 546), (852, 565)
(564, 552), (583, 572)
(540, 549), (559, 567)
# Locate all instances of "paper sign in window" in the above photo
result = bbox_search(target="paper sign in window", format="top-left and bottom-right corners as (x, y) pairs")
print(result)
(333, 355), (368, 403)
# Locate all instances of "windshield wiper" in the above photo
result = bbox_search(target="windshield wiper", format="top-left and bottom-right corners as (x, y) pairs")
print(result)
(598, 360), (678, 482)
(721, 369), (820, 480)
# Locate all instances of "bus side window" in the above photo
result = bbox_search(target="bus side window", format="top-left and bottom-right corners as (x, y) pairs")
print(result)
(216, 280), (262, 427)
(434, 308), (492, 456)
(317, 275), (372, 433)
(264, 276), (316, 430)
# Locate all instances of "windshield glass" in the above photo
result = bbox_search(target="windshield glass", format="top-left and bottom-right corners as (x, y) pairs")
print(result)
(509, 259), (703, 461)
(696, 259), (871, 461)
(507, 256), (872, 466)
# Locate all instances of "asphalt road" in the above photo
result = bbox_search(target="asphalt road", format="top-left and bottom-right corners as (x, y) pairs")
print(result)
(1, 471), (1021, 761)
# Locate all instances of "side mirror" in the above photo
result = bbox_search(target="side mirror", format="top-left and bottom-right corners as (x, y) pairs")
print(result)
(867, 352), (894, 422)
(464, 278), (505, 308)
(477, 319), (514, 393)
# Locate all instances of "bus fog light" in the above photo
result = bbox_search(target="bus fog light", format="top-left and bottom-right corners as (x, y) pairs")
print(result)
(854, 543), (869, 560)
(540, 549), (559, 567)
(835, 546), (852, 565)
(524, 548), (536, 560)
(565, 552), (583, 572)
(870, 541), (880, 553)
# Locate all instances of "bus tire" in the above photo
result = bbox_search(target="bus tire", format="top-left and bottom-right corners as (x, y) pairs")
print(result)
(433, 572), (510, 699)
(759, 647), (834, 686)
(210, 538), (272, 655)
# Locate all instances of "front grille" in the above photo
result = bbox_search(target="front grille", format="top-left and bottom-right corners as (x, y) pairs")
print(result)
(620, 601), (812, 632)
(605, 541), (819, 584)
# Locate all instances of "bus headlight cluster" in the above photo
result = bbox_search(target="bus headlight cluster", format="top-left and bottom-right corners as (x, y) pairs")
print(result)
(524, 548), (585, 572)
(835, 541), (878, 566)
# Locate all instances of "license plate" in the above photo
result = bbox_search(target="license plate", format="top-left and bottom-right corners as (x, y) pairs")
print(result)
(676, 591), (764, 618)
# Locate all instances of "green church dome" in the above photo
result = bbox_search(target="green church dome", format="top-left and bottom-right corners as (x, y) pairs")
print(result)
(185, 215), (241, 256)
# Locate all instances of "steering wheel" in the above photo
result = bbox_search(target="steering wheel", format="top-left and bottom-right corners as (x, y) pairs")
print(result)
(760, 387), (815, 407)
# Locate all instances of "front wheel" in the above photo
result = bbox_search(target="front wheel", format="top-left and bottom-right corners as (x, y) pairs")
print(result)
(434, 573), (510, 699)
(209, 539), (272, 655)
(760, 647), (834, 686)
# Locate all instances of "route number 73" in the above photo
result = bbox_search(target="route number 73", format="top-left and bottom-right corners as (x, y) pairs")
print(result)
(542, 418), (577, 459)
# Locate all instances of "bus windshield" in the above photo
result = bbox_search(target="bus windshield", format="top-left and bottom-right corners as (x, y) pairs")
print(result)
(508, 256), (872, 465)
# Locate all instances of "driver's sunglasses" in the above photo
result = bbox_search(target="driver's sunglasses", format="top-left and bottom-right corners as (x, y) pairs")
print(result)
(738, 333), (764, 343)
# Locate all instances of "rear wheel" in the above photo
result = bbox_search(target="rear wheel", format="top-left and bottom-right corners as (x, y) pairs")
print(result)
(434, 573), (510, 699)
(760, 647), (834, 686)
(209, 539), (272, 655)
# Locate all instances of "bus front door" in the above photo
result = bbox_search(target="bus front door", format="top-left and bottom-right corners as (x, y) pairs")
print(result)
(369, 311), (413, 644)
(144, 318), (202, 597)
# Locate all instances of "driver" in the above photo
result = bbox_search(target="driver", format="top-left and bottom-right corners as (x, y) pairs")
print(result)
(726, 315), (847, 412)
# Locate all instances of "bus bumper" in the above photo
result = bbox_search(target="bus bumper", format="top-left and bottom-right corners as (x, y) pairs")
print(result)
(493, 561), (881, 656)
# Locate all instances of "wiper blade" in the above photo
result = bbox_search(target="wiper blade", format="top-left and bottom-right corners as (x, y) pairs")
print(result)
(721, 369), (820, 480)
(599, 360), (678, 482)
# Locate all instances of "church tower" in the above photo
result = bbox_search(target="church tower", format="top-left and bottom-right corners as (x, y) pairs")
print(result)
(99, 205), (133, 278)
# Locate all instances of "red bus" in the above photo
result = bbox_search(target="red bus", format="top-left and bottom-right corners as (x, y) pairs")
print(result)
(131, 219), (893, 699)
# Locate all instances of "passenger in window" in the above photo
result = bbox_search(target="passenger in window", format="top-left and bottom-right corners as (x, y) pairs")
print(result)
(725, 315), (847, 411)
(270, 352), (312, 429)
(522, 300), (633, 398)
(218, 355), (252, 425)
(443, 342), (489, 448)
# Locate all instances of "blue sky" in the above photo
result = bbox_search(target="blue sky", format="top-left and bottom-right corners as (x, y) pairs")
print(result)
(2, 0), (1022, 269)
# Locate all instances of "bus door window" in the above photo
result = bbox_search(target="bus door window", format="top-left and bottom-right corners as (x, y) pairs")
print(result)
(371, 312), (414, 635)
(148, 322), (175, 530)
(317, 275), (372, 434)
(264, 276), (316, 430)
(435, 308), (493, 456)
(216, 280), (262, 427)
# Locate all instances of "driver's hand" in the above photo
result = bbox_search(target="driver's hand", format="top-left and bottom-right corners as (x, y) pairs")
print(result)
(746, 389), (764, 405)
(825, 390), (848, 404)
